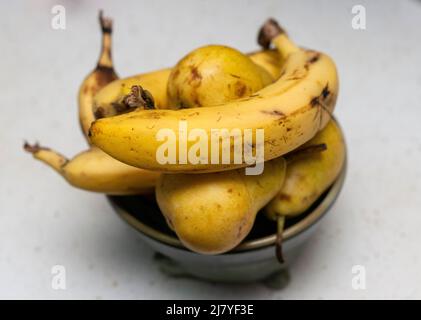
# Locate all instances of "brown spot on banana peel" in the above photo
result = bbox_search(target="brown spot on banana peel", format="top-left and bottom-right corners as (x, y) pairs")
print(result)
(321, 84), (330, 99)
(137, 111), (163, 120)
(240, 94), (262, 102)
(261, 109), (285, 117)
(309, 84), (334, 128)
(94, 106), (105, 119)
(303, 51), (321, 71)
(306, 52), (320, 65)
(310, 84), (331, 107)
(126, 110), (168, 120)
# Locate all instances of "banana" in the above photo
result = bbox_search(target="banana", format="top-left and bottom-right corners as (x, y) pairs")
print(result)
(266, 119), (346, 219)
(92, 68), (172, 119)
(88, 19), (339, 173)
(249, 48), (284, 79)
(78, 11), (118, 141)
(24, 143), (159, 195)
(25, 11), (162, 195)
(90, 49), (281, 118)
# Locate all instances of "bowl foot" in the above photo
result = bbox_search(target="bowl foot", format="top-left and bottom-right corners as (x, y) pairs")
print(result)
(260, 269), (290, 289)
(153, 252), (290, 288)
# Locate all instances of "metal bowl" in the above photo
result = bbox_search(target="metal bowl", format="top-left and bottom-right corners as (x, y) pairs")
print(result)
(107, 162), (346, 284)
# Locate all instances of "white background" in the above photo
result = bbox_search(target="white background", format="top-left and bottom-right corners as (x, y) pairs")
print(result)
(1, 0), (421, 299)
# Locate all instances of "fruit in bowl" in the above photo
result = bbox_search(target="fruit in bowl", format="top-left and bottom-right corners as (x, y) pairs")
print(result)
(25, 12), (345, 282)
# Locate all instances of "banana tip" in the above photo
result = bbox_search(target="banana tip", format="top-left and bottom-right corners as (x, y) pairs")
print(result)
(23, 141), (39, 154)
(23, 141), (48, 154)
(258, 18), (285, 49)
(99, 10), (112, 33)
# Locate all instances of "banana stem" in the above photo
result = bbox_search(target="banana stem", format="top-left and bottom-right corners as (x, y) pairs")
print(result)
(257, 18), (300, 59)
(23, 142), (68, 174)
(275, 215), (286, 264)
(123, 85), (155, 110)
(285, 143), (327, 165)
(97, 10), (113, 69)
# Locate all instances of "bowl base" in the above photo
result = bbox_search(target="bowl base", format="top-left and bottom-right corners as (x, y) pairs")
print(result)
(153, 252), (290, 288)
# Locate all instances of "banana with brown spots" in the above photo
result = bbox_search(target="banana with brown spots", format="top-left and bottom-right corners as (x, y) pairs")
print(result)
(89, 19), (339, 173)
(78, 11), (118, 141)
(24, 143), (159, 195)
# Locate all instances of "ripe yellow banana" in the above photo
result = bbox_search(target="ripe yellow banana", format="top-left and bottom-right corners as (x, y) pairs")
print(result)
(249, 48), (283, 79)
(78, 11), (118, 140)
(266, 119), (346, 219)
(91, 49), (281, 119)
(25, 12), (161, 195)
(89, 19), (339, 173)
(92, 68), (172, 118)
(24, 143), (159, 195)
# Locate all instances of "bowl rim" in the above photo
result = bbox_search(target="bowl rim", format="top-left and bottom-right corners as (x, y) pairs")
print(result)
(108, 160), (346, 253)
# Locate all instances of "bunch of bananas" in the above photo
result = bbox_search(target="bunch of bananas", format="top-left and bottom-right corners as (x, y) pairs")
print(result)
(25, 13), (345, 262)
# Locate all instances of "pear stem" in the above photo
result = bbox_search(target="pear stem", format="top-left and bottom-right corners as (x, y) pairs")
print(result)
(275, 215), (286, 264)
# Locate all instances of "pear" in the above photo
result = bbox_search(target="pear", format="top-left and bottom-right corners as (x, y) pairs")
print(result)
(266, 120), (345, 219)
(156, 157), (286, 254)
(167, 45), (273, 108)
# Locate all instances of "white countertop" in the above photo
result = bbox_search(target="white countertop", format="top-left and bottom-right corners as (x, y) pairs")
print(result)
(1, 0), (421, 299)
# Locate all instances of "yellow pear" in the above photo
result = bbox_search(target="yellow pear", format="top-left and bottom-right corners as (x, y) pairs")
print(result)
(167, 45), (273, 108)
(156, 157), (286, 254)
(266, 120), (345, 218)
